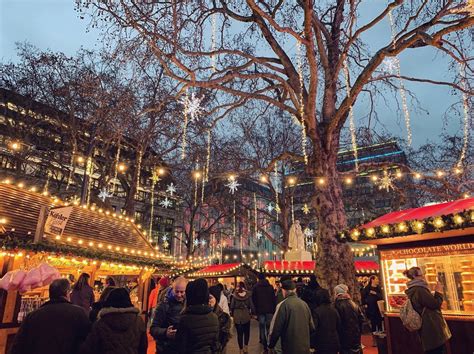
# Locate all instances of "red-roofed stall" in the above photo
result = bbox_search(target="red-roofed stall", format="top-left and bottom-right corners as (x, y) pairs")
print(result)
(347, 198), (474, 354)
(189, 263), (257, 288)
(262, 260), (379, 276)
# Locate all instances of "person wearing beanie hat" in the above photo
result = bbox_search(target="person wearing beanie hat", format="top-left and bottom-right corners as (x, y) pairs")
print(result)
(268, 276), (315, 354)
(209, 285), (232, 354)
(175, 279), (219, 354)
(79, 287), (147, 354)
(334, 284), (364, 354)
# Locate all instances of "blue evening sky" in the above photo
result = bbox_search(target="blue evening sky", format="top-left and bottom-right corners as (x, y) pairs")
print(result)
(0, 0), (466, 148)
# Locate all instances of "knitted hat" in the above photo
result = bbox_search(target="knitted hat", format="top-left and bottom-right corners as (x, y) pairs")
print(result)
(104, 287), (133, 308)
(334, 284), (349, 295)
(280, 275), (296, 290)
(186, 278), (209, 306)
(159, 276), (170, 288)
(208, 285), (221, 305)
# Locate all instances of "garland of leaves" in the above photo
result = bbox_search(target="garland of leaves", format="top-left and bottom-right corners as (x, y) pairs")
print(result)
(0, 232), (170, 268)
(337, 209), (474, 243)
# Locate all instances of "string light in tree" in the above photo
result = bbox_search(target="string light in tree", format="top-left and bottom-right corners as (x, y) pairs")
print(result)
(296, 40), (308, 165)
(458, 63), (470, 167)
(112, 143), (122, 194)
(210, 13), (217, 72)
(388, 10), (412, 146)
(343, 59), (359, 171)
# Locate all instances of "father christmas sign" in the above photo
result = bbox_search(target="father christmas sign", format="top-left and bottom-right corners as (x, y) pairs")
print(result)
(44, 206), (73, 237)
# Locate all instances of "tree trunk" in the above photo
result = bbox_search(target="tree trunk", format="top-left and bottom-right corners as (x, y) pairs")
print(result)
(311, 149), (358, 299)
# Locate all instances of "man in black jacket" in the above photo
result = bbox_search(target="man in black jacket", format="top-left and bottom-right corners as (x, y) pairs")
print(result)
(252, 273), (277, 353)
(150, 276), (187, 354)
(10, 278), (90, 354)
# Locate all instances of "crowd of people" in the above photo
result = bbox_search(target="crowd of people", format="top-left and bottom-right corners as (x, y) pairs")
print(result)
(9, 266), (451, 354)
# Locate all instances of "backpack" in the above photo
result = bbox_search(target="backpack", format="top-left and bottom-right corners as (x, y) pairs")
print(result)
(400, 298), (423, 332)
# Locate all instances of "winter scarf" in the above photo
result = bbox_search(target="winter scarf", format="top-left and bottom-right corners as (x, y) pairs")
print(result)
(407, 278), (430, 290)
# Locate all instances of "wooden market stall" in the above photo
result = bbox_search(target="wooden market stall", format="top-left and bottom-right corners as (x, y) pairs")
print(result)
(188, 263), (258, 289)
(339, 197), (474, 354)
(0, 183), (176, 354)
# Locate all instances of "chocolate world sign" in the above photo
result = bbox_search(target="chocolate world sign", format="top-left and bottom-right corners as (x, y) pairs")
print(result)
(380, 243), (474, 260)
(44, 206), (73, 237)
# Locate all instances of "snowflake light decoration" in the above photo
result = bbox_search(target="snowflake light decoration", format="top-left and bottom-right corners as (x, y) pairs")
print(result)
(159, 197), (172, 208)
(266, 203), (274, 213)
(200, 239), (207, 247)
(98, 188), (113, 202)
(275, 204), (281, 214)
(179, 92), (204, 121)
(193, 239), (200, 247)
(378, 171), (395, 192)
(225, 179), (241, 194)
(304, 228), (314, 238)
(161, 234), (169, 242)
(166, 183), (177, 196)
(256, 231), (263, 240)
(302, 204), (310, 215)
(383, 57), (399, 74)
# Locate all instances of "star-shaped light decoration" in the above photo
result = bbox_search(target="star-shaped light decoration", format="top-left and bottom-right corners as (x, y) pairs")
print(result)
(200, 239), (207, 247)
(383, 57), (399, 74)
(378, 170), (395, 192)
(166, 183), (177, 196)
(225, 179), (241, 194)
(304, 228), (314, 238)
(193, 239), (200, 247)
(275, 204), (281, 214)
(163, 241), (169, 248)
(159, 197), (172, 208)
(150, 172), (160, 184)
(302, 204), (311, 215)
(98, 188), (113, 202)
(179, 92), (204, 121)
(266, 203), (274, 213)
(161, 234), (169, 242)
(256, 231), (263, 240)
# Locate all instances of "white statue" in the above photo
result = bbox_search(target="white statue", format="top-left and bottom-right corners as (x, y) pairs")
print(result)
(288, 220), (305, 251)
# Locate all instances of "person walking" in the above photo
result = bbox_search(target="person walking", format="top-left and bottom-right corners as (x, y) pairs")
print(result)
(10, 278), (90, 354)
(310, 289), (340, 354)
(150, 276), (187, 354)
(404, 267), (451, 354)
(275, 280), (284, 304)
(334, 284), (364, 354)
(301, 274), (324, 310)
(295, 277), (305, 298)
(230, 281), (255, 354)
(216, 283), (231, 315)
(175, 278), (219, 354)
(209, 285), (232, 354)
(361, 275), (384, 346)
(79, 287), (147, 354)
(71, 273), (95, 315)
(89, 285), (116, 322)
(252, 273), (276, 353)
(268, 275), (315, 354)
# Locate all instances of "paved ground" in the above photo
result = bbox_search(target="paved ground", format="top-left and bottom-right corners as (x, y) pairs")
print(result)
(148, 319), (378, 354)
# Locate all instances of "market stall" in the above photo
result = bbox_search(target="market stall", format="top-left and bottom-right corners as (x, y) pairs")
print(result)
(339, 197), (474, 354)
(0, 183), (177, 353)
(188, 263), (258, 289)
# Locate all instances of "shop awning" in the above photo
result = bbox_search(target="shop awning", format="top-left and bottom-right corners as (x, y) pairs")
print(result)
(191, 263), (242, 277)
(361, 198), (474, 229)
(0, 183), (165, 264)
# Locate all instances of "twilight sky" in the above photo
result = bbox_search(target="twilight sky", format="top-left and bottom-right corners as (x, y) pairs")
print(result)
(0, 0), (468, 148)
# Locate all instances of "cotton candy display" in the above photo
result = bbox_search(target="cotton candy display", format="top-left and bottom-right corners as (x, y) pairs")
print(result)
(0, 269), (27, 291)
(0, 263), (60, 293)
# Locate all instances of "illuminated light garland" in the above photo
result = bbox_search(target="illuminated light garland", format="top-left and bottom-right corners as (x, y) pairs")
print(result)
(113, 143), (121, 194)
(296, 40), (308, 165)
(205, 129), (211, 182)
(66, 148), (76, 190)
(149, 169), (160, 238)
(254, 193), (258, 237)
(194, 175), (198, 207)
(180, 89), (190, 160)
(210, 13), (217, 72)
(343, 59), (359, 171)
(274, 162), (279, 222)
(133, 149), (144, 208)
(388, 10), (412, 147)
(458, 62), (470, 167)
(85, 157), (93, 205)
(291, 195), (295, 224)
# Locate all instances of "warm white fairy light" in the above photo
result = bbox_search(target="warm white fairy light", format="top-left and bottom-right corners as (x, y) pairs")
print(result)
(291, 195), (295, 224)
(211, 13), (217, 72)
(389, 10), (412, 146)
(458, 63), (470, 167)
(205, 129), (211, 182)
(254, 193), (258, 236)
(274, 162), (279, 222)
(180, 90), (190, 160)
(113, 144), (121, 193)
(343, 59), (359, 171)
(296, 40), (308, 165)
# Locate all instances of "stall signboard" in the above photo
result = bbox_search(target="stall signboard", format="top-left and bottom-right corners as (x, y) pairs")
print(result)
(44, 206), (73, 237)
(380, 242), (474, 260)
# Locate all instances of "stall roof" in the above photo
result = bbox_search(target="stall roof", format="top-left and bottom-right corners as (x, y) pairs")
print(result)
(191, 263), (242, 277)
(362, 198), (474, 229)
(262, 260), (379, 274)
(0, 183), (163, 263)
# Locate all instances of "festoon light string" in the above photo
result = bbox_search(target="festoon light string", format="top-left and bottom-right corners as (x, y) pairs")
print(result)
(343, 59), (359, 171)
(388, 10), (412, 146)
